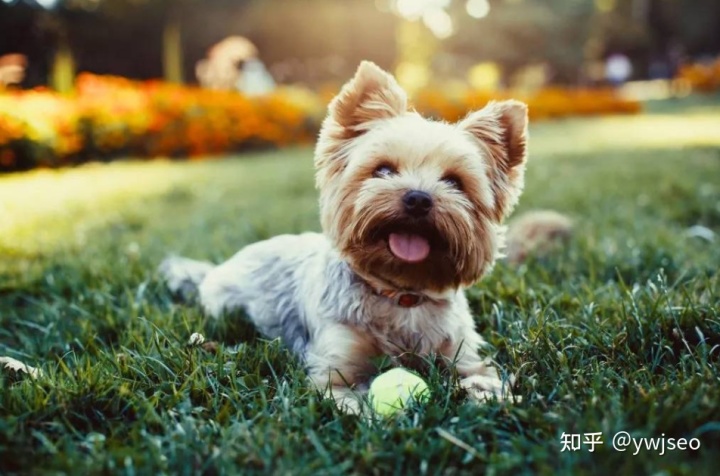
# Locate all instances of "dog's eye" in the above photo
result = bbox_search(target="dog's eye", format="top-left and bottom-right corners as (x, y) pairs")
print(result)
(442, 175), (462, 190)
(373, 164), (397, 178)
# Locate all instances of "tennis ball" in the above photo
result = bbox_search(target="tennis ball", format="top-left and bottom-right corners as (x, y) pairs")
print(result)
(368, 368), (430, 415)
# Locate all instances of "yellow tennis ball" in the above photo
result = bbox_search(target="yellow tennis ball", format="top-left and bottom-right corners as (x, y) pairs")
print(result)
(369, 368), (430, 415)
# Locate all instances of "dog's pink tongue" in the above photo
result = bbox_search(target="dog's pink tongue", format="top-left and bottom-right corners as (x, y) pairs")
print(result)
(388, 233), (430, 262)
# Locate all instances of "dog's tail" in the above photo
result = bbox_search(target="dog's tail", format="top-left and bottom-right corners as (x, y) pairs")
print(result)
(504, 210), (573, 265)
(158, 255), (215, 301)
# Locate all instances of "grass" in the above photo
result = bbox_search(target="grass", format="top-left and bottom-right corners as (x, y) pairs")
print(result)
(1, 99), (720, 475)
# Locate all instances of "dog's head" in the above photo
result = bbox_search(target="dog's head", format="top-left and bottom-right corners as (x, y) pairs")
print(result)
(315, 61), (528, 292)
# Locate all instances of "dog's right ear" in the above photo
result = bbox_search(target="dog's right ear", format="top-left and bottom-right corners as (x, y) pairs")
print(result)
(328, 61), (408, 134)
(315, 62), (408, 186)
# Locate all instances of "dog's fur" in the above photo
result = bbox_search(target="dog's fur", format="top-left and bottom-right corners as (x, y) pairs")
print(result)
(159, 61), (529, 412)
(505, 210), (573, 265)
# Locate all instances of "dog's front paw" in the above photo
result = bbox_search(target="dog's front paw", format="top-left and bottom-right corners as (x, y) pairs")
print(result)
(460, 373), (517, 403)
(334, 394), (362, 415)
(324, 386), (363, 415)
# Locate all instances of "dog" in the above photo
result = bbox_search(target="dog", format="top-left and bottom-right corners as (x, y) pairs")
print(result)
(159, 61), (529, 413)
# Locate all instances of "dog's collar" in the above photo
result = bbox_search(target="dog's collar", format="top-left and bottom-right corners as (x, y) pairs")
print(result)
(375, 288), (426, 308)
(356, 275), (430, 308)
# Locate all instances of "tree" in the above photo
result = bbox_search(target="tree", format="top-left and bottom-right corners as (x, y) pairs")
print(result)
(91, 0), (189, 83)
(0, 1), (82, 92)
(94, 0), (196, 83)
(447, 0), (597, 83)
(2, 0), (254, 88)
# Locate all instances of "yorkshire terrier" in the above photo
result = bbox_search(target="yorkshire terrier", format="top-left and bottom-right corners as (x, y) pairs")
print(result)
(159, 61), (529, 413)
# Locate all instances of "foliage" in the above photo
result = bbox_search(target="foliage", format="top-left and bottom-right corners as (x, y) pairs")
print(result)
(0, 75), (320, 171)
(676, 57), (720, 93)
(414, 86), (641, 123)
(0, 74), (642, 172)
(449, 0), (594, 81)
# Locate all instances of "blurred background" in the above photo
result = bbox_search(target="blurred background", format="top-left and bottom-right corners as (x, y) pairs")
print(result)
(1, 0), (719, 171)
(3, 5), (720, 474)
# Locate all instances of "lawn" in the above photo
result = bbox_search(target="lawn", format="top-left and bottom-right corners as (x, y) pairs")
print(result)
(1, 99), (719, 474)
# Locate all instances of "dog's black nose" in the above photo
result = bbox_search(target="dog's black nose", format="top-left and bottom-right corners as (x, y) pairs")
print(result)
(403, 190), (433, 217)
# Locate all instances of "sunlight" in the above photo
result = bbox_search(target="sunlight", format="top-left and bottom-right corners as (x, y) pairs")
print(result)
(465, 0), (490, 19)
(0, 160), (189, 253)
(394, 0), (451, 20)
(422, 8), (454, 39)
(392, 0), (454, 38)
(34, 0), (57, 9)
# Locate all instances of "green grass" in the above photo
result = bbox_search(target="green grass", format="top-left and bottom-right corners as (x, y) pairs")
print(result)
(1, 102), (720, 475)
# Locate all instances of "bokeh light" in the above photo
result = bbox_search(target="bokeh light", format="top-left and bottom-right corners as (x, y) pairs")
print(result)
(466, 0), (490, 19)
(34, 0), (57, 9)
(468, 62), (501, 90)
(394, 0), (451, 20)
(595, 0), (616, 13)
(422, 9), (454, 39)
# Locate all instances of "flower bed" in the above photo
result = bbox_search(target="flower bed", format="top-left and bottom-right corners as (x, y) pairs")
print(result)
(414, 87), (641, 123)
(676, 57), (720, 93)
(0, 74), (321, 171)
(0, 74), (640, 172)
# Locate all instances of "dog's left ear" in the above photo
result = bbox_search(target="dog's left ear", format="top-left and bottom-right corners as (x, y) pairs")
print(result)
(458, 100), (529, 221)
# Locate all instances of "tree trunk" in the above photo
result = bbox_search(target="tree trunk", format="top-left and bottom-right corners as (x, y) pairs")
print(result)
(51, 35), (75, 93)
(162, 12), (184, 84)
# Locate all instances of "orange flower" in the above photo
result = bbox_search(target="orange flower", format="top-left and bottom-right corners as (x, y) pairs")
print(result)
(0, 73), (640, 172)
(676, 57), (720, 93)
(0, 149), (15, 167)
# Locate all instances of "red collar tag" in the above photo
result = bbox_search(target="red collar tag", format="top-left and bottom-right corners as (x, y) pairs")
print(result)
(377, 288), (424, 308)
(397, 293), (422, 308)
(362, 277), (427, 308)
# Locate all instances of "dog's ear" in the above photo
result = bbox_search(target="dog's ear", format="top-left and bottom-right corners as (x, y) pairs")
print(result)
(458, 100), (528, 221)
(329, 61), (408, 133)
(315, 61), (408, 187)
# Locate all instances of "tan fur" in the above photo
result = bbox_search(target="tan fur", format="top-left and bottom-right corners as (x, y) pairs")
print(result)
(505, 210), (573, 264)
(458, 101), (529, 221)
(315, 61), (528, 292)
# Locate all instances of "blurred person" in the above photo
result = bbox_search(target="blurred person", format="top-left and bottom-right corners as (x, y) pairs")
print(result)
(0, 54), (27, 89)
(195, 36), (258, 91)
(237, 58), (276, 96)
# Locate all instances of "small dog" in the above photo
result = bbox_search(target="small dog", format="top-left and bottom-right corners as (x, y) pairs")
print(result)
(159, 61), (528, 412)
